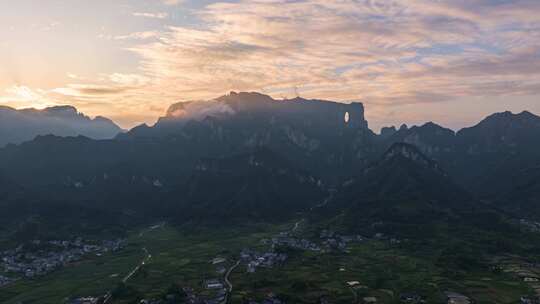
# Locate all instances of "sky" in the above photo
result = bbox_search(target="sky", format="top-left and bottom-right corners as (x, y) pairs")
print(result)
(1, 0), (540, 132)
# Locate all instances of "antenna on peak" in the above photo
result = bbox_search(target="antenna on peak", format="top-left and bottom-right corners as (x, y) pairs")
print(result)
(294, 86), (299, 98)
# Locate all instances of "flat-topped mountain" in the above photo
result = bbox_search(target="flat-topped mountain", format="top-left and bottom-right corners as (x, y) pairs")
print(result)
(0, 105), (123, 147)
(119, 92), (376, 180)
(128, 91), (368, 134)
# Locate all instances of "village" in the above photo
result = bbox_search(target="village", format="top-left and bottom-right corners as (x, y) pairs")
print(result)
(0, 273), (16, 287)
(490, 255), (540, 303)
(520, 219), (540, 233)
(0, 238), (125, 284)
(17, 222), (540, 304)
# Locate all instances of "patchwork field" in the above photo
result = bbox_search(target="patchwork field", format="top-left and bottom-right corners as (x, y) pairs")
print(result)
(0, 221), (536, 304)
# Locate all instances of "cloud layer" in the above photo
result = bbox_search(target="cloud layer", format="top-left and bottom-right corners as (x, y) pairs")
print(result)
(129, 0), (540, 126)
(3, 0), (540, 130)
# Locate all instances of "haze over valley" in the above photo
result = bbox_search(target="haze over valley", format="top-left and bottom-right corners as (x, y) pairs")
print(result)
(2, 1), (540, 304)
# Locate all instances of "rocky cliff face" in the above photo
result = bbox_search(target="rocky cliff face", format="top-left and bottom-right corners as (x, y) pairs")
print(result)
(381, 142), (443, 172)
(130, 92), (368, 134)
(381, 122), (456, 157)
(121, 92), (376, 180)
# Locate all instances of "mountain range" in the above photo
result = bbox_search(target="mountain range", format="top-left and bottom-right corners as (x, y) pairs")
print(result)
(1, 91), (539, 240)
(0, 105), (123, 147)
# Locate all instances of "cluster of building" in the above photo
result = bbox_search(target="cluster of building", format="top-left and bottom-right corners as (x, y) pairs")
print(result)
(493, 256), (540, 297)
(445, 292), (472, 304)
(263, 232), (321, 252)
(0, 274), (16, 287)
(244, 295), (285, 304)
(399, 292), (426, 303)
(521, 296), (540, 304)
(67, 296), (101, 304)
(202, 280), (228, 304)
(260, 229), (365, 255)
(520, 219), (540, 233)
(1, 238), (125, 281)
(319, 230), (365, 252)
(240, 249), (288, 273)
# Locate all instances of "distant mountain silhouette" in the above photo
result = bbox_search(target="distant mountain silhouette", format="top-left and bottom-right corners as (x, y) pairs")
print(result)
(0, 105), (123, 147)
(457, 110), (540, 152)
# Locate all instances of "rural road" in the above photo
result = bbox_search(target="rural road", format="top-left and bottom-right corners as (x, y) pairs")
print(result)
(103, 247), (151, 303)
(123, 247), (151, 283)
(102, 226), (156, 304)
(223, 260), (241, 303)
(292, 219), (304, 233)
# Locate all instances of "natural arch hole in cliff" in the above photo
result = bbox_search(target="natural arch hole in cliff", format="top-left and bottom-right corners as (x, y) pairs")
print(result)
(344, 111), (350, 123)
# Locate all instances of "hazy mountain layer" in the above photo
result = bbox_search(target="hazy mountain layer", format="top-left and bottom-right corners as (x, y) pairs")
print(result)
(0, 105), (123, 147)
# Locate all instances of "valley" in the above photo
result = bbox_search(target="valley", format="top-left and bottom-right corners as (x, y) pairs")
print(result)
(1, 92), (540, 303)
(2, 217), (539, 304)
(4, 0), (540, 302)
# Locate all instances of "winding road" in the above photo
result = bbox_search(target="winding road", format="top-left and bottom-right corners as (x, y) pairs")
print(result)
(223, 260), (241, 303)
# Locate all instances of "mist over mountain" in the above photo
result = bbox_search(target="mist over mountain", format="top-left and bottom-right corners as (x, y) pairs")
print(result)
(119, 92), (376, 181)
(1, 91), (540, 232)
(0, 105), (123, 147)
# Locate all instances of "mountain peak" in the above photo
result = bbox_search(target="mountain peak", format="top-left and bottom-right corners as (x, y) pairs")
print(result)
(384, 142), (427, 159)
(380, 126), (397, 137)
(43, 105), (79, 117)
(163, 91), (275, 121)
(457, 109), (540, 141)
(517, 110), (539, 119)
(483, 110), (540, 123)
(421, 121), (442, 129)
(382, 142), (442, 172)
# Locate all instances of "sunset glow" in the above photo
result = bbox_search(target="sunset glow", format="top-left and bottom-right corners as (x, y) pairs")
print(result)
(2, 0), (540, 131)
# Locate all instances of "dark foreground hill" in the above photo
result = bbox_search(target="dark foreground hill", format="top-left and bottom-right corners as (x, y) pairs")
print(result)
(496, 166), (540, 216)
(313, 143), (512, 239)
(166, 148), (325, 223)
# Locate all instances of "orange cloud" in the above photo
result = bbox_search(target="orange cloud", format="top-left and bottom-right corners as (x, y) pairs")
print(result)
(3, 0), (540, 130)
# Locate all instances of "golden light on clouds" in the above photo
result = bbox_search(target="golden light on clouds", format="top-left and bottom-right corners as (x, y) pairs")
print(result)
(2, 0), (540, 130)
